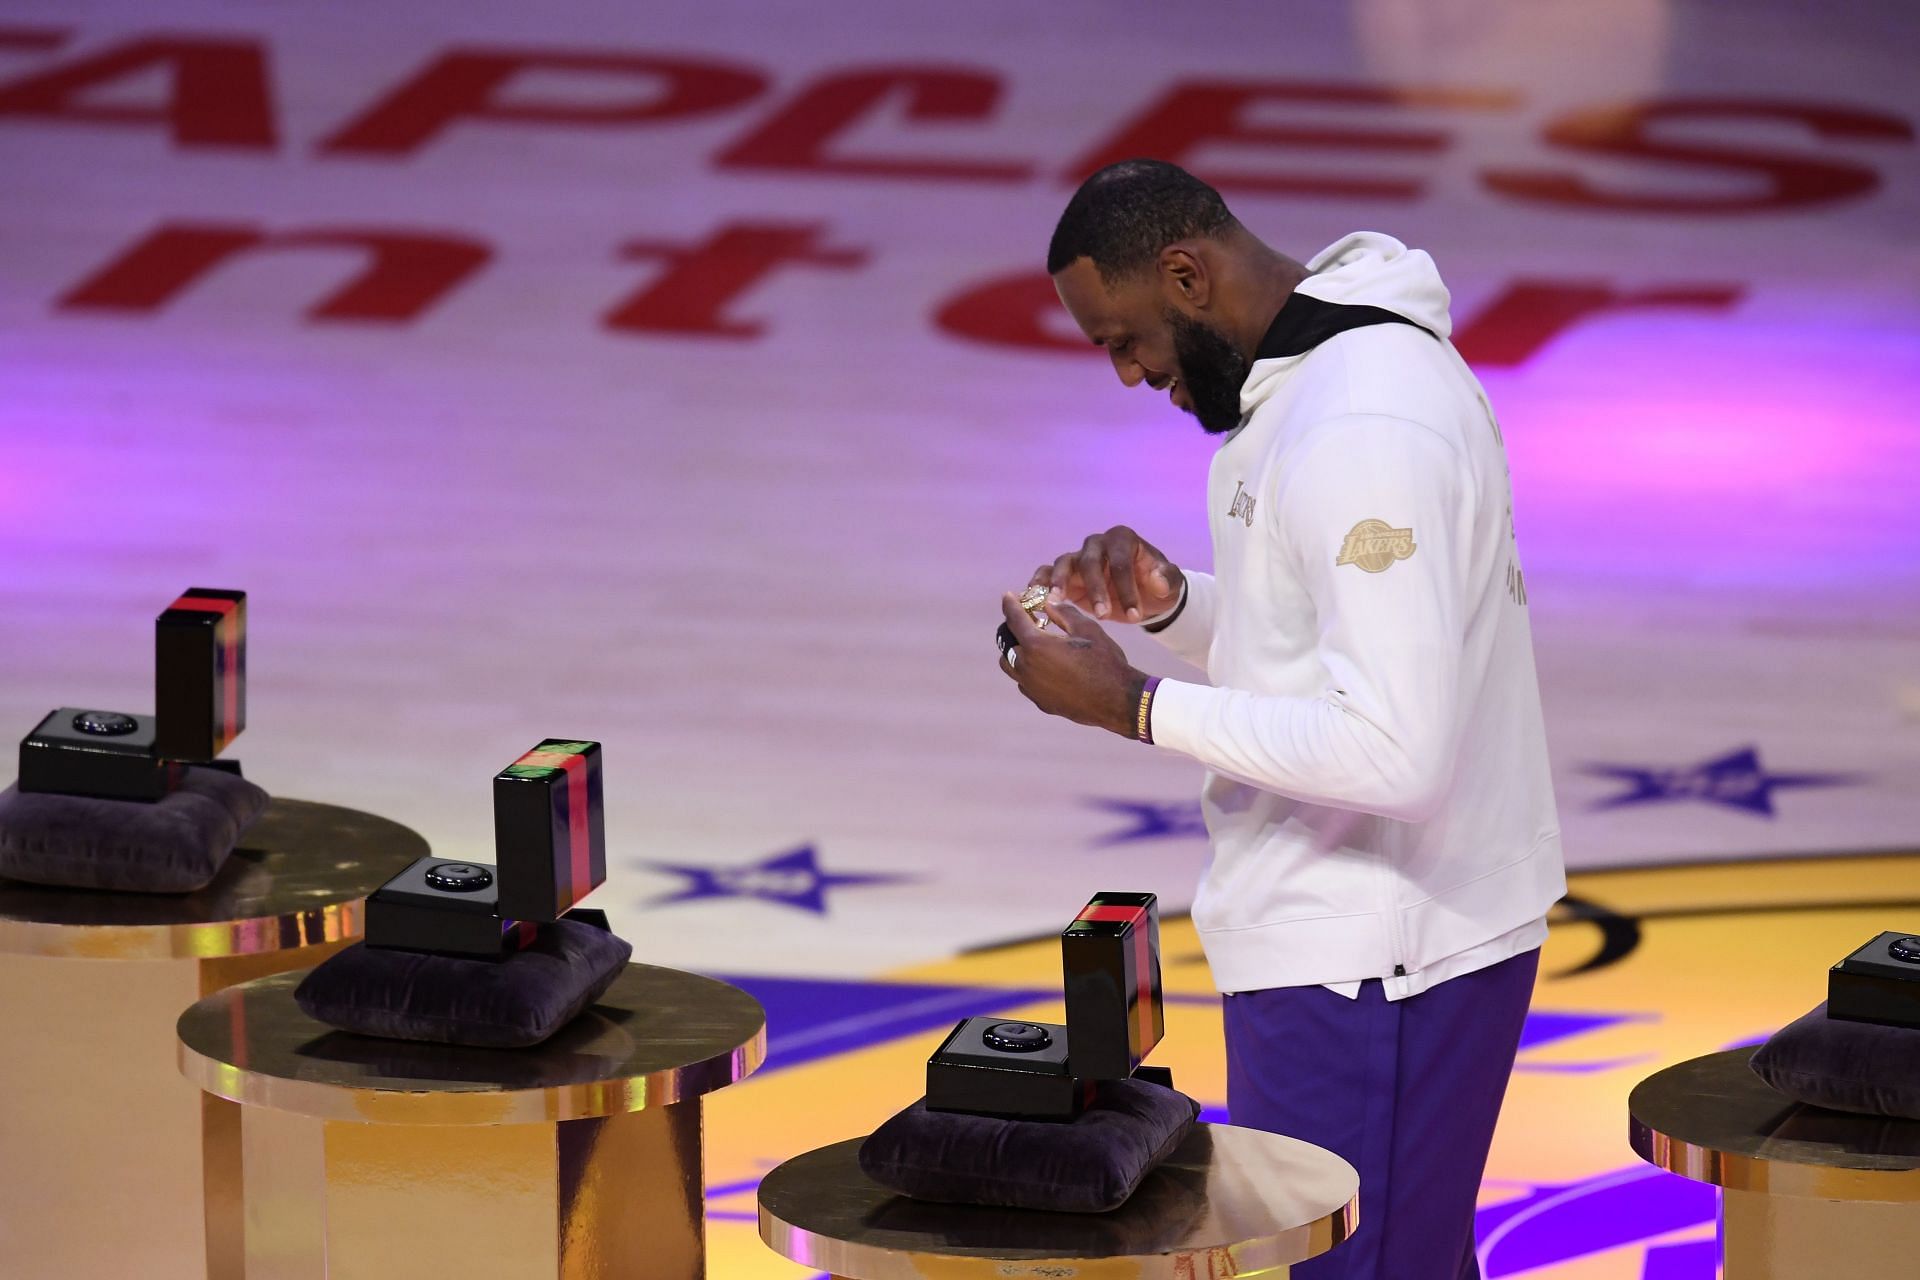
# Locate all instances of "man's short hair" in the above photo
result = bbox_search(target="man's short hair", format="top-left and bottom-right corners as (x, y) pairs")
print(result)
(1047, 159), (1236, 282)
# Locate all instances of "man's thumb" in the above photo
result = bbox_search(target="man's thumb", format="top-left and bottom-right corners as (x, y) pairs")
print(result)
(1135, 540), (1171, 593)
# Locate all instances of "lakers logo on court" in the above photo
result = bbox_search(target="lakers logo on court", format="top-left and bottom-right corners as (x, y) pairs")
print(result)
(1336, 518), (1417, 572)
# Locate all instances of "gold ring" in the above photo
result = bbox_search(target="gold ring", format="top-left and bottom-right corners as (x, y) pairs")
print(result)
(1018, 584), (1051, 631)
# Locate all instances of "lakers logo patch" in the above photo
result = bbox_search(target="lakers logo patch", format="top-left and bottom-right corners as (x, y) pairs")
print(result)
(1336, 519), (1416, 572)
(1227, 481), (1256, 527)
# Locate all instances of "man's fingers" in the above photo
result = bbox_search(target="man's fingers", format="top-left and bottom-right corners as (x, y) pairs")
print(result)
(1035, 561), (1093, 609)
(1048, 553), (1078, 604)
(1076, 538), (1112, 618)
(1105, 528), (1143, 621)
(1038, 530), (1169, 612)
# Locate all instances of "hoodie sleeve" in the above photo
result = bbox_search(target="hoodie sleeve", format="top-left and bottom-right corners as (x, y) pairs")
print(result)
(1146, 415), (1471, 823)
(1142, 569), (1217, 672)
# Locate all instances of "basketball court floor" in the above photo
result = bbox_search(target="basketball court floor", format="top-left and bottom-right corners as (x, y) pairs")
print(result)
(1, 1), (1916, 1275)
(701, 851), (1920, 1276)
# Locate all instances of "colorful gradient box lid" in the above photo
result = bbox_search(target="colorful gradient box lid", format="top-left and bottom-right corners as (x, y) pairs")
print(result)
(1061, 890), (1164, 1079)
(494, 738), (605, 922)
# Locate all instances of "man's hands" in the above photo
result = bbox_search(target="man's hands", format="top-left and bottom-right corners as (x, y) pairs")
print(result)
(999, 593), (1144, 739)
(1031, 526), (1184, 624)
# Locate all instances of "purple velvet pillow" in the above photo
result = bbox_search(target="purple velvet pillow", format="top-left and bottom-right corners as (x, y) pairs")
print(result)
(1751, 1001), (1920, 1119)
(859, 1078), (1201, 1213)
(0, 767), (269, 893)
(294, 919), (631, 1048)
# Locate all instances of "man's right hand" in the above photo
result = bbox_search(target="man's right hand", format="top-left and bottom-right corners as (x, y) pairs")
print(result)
(1030, 526), (1184, 624)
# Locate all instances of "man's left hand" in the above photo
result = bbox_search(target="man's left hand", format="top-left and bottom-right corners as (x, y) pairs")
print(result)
(999, 593), (1144, 739)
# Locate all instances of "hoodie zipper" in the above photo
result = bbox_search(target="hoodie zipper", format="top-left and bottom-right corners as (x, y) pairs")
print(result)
(1380, 854), (1408, 990)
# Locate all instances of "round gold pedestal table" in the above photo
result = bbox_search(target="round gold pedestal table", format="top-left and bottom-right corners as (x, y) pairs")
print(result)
(758, 1122), (1358, 1278)
(178, 962), (766, 1280)
(1630, 1048), (1920, 1279)
(0, 797), (424, 1280)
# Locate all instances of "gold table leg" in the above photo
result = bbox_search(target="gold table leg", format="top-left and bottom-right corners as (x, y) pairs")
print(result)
(1722, 1186), (1920, 1278)
(205, 1096), (707, 1279)
(0, 944), (344, 1280)
(205, 1093), (328, 1280)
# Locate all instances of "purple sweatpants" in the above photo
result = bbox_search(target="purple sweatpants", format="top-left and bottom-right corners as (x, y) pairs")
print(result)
(1223, 948), (1539, 1280)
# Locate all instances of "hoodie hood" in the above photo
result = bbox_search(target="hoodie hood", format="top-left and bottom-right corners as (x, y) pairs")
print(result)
(1294, 232), (1453, 337)
(1239, 232), (1453, 417)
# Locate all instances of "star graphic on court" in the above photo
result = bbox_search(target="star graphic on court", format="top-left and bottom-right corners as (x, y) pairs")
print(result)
(1582, 746), (1860, 817)
(640, 844), (915, 914)
(1087, 798), (1208, 845)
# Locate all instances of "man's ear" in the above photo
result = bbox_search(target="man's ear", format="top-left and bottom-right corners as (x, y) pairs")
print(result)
(1159, 244), (1211, 310)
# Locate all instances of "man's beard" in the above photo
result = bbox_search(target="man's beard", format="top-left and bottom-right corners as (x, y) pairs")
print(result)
(1166, 309), (1249, 435)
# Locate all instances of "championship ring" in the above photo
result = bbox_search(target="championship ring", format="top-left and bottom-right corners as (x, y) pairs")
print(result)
(998, 584), (1052, 669)
(1018, 584), (1051, 631)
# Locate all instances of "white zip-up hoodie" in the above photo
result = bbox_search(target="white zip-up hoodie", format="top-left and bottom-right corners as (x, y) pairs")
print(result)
(1146, 232), (1566, 998)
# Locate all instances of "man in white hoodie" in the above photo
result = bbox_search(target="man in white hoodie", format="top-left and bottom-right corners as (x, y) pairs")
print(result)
(998, 160), (1565, 1279)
